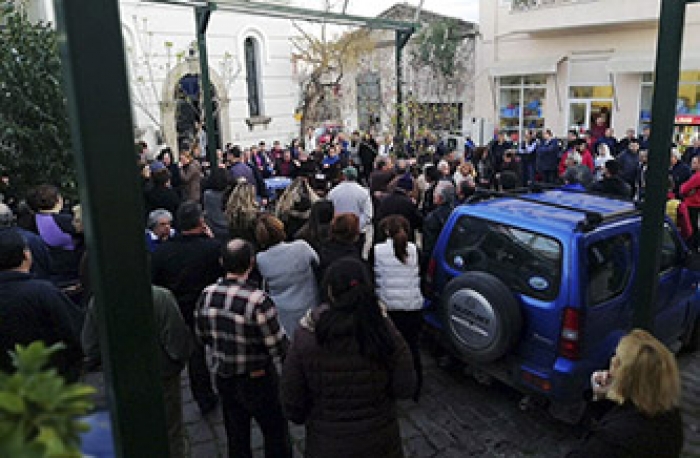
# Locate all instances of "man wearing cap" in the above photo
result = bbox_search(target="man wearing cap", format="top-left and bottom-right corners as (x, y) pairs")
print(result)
(328, 166), (373, 246)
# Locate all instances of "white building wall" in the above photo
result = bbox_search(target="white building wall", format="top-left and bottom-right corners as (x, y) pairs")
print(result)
(476, 0), (700, 140)
(29, 0), (299, 149)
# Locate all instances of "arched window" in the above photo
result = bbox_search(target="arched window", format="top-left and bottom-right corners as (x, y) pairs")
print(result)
(244, 37), (262, 117)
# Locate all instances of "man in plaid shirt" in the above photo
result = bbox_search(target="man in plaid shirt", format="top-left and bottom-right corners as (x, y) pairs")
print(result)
(195, 239), (291, 458)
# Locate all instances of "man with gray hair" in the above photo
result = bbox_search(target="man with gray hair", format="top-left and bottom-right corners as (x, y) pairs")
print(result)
(145, 208), (174, 253)
(421, 181), (455, 269)
(0, 203), (51, 279)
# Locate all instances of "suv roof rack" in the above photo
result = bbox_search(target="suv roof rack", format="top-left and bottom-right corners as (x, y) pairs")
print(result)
(466, 186), (641, 232)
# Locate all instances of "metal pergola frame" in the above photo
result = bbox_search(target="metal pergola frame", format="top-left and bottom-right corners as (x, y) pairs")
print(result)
(147, 0), (420, 165)
(49, 0), (699, 455)
(51, 1), (418, 456)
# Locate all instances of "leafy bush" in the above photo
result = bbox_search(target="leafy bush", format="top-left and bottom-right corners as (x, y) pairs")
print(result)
(0, 342), (94, 458)
(0, 1), (77, 199)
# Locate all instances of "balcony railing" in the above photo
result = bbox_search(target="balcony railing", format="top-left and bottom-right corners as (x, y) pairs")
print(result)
(510, 0), (598, 12)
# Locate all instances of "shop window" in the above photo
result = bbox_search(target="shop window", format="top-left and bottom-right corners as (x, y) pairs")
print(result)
(640, 71), (700, 143)
(498, 75), (546, 141)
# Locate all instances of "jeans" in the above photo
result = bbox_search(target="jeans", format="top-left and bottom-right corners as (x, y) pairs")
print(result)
(216, 369), (291, 458)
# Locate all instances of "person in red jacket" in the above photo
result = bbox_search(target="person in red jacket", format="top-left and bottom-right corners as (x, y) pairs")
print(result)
(680, 156), (700, 250)
(559, 140), (595, 177)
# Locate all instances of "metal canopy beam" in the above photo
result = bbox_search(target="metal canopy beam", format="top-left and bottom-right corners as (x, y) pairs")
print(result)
(144, 0), (417, 31)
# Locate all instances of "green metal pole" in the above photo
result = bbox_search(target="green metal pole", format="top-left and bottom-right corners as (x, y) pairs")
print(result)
(633, 0), (688, 330)
(196, 5), (218, 168)
(53, 0), (169, 456)
(395, 29), (412, 158)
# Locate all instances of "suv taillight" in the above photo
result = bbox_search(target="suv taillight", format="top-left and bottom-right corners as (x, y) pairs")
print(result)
(559, 307), (581, 360)
(424, 258), (437, 296)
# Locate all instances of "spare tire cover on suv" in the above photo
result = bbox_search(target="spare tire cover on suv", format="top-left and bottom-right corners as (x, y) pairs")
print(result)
(441, 271), (523, 363)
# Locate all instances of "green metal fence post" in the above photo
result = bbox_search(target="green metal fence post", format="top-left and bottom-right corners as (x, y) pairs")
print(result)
(395, 29), (413, 157)
(196, 4), (219, 168)
(53, 0), (169, 456)
(634, 0), (688, 330)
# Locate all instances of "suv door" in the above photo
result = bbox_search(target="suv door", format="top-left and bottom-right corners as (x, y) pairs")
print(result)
(581, 231), (636, 366)
(654, 223), (696, 346)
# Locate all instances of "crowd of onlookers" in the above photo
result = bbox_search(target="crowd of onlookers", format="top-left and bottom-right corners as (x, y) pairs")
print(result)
(0, 122), (693, 457)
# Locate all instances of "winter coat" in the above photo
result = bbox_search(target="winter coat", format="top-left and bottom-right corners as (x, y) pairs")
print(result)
(374, 241), (423, 311)
(280, 306), (416, 458)
(681, 170), (700, 208)
(589, 177), (633, 199)
(375, 190), (423, 242)
(256, 240), (320, 338)
(180, 160), (202, 202)
(535, 139), (560, 173)
(566, 401), (683, 458)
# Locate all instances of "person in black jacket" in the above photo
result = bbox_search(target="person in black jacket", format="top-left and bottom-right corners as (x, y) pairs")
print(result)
(151, 201), (222, 415)
(0, 229), (83, 380)
(375, 175), (423, 243)
(421, 181), (455, 270)
(567, 329), (682, 458)
(588, 160), (632, 199)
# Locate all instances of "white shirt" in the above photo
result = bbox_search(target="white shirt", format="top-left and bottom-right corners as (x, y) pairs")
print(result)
(327, 181), (373, 232)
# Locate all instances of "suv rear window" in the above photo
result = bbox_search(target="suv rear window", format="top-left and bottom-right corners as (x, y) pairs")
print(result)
(587, 234), (633, 306)
(444, 216), (562, 300)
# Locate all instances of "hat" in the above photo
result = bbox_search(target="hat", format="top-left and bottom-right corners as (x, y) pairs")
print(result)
(149, 161), (166, 172)
(342, 166), (358, 181)
(397, 173), (413, 191)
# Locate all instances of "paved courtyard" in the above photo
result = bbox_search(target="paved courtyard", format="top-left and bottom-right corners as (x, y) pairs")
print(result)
(178, 347), (700, 458)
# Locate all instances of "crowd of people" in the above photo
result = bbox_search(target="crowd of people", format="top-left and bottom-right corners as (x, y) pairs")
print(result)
(0, 122), (693, 457)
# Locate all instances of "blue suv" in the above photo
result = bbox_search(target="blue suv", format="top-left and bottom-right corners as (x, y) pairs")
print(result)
(423, 189), (700, 422)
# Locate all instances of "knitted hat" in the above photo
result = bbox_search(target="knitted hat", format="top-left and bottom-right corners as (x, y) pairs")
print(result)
(397, 174), (413, 191)
(342, 166), (358, 181)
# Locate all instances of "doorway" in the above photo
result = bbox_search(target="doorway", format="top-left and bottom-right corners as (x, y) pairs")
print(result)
(568, 99), (613, 133)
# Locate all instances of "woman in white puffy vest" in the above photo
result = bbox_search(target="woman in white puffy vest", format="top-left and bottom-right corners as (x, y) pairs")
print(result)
(373, 215), (424, 401)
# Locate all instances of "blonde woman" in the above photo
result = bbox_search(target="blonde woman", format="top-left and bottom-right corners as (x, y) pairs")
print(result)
(567, 329), (682, 458)
(224, 182), (259, 244)
(275, 177), (319, 240)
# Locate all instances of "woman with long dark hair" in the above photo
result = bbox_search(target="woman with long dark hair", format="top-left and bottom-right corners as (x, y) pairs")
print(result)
(280, 258), (415, 458)
(374, 215), (424, 401)
(294, 200), (333, 254)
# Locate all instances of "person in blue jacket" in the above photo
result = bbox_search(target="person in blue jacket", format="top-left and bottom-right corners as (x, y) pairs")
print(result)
(535, 129), (561, 184)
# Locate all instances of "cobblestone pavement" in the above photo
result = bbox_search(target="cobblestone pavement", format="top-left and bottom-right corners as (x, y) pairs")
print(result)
(180, 348), (700, 458)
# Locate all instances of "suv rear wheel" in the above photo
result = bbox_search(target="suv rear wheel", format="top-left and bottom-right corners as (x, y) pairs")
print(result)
(441, 272), (523, 363)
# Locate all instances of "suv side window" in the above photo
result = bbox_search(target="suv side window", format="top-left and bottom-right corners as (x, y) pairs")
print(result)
(587, 234), (633, 306)
(659, 224), (681, 273)
(445, 216), (562, 300)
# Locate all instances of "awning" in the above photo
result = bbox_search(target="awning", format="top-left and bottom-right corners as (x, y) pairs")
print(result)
(606, 53), (700, 73)
(488, 56), (563, 78)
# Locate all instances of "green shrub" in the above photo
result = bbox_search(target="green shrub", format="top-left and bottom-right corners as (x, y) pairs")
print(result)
(0, 342), (94, 458)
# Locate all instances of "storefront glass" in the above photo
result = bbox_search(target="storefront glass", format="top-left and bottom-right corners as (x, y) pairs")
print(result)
(498, 75), (547, 141)
(640, 71), (700, 147)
